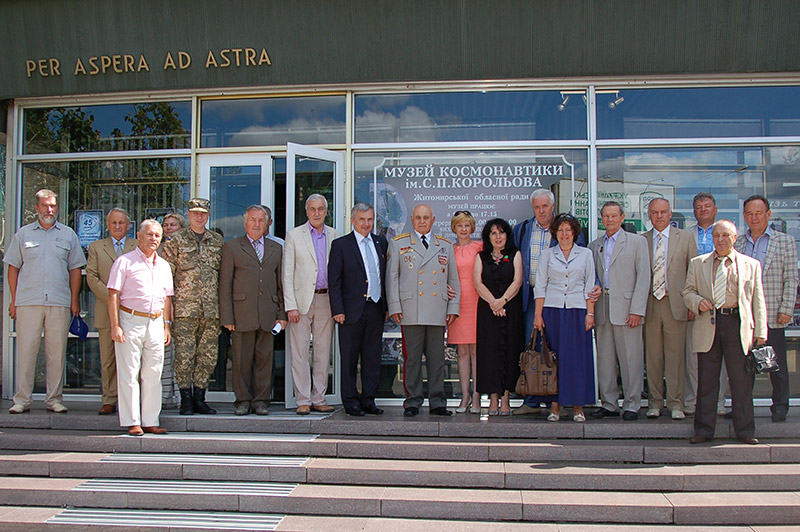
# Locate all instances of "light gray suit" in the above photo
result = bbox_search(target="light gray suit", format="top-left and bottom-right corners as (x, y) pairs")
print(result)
(589, 229), (650, 413)
(387, 231), (460, 410)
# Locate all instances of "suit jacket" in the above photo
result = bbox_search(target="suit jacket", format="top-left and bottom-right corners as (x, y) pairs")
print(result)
(588, 229), (650, 326)
(386, 232), (460, 326)
(734, 230), (798, 328)
(328, 231), (388, 323)
(512, 216), (586, 312)
(86, 236), (138, 329)
(682, 249), (767, 355)
(282, 223), (341, 315)
(644, 227), (696, 321)
(220, 236), (287, 332)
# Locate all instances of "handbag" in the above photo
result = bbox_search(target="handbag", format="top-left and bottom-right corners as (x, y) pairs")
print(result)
(745, 344), (780, 374)
(515, 329), (558, 396)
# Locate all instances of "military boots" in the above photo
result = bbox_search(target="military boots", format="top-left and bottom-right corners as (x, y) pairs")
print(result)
(192, 387), (217, 415)
(179, 388), (194, 415)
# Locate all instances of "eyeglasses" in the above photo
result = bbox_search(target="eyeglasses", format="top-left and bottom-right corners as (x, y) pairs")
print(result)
(454, 210), (473, 217)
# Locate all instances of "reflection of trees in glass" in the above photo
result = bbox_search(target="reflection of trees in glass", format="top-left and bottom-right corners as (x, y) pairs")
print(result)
(25, 108), (101, 154)
(111, 103), (189, 151)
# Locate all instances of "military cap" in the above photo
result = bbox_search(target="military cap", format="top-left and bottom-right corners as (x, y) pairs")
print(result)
(187, 198), (211, 213)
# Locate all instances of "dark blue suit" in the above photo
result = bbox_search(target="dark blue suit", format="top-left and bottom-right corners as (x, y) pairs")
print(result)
(328, 231), (388, 411)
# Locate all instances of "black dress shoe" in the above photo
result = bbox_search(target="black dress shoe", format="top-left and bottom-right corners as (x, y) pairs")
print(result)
(690, 434), (713, 444)
(772, 412), (787, 422)
(590, 408), (620, 419)
(345, 407), (365, 417)
(404, 407), (419, 417)
(430, 407), (452, 416)
(738, 436), (759, 445)
(622, 410), (638, 421)
(362, 405), (384, 415)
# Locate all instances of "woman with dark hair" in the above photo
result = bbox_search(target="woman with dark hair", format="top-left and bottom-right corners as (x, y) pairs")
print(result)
(473, 218), (524, 415)
(533, 213), (596, 422)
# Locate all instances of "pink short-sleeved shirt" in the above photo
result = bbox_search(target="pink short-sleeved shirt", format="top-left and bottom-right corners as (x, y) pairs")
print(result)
(107, 247), (174, 314)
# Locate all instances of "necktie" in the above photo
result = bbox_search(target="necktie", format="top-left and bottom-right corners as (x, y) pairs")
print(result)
(364, 238), (380, 302)
(652, 233), (666, 300)
(253, 239), (263, 262)
(421, 234), (428, 249)
(713, 257), (728, 308)
(115, 241), (123, 257)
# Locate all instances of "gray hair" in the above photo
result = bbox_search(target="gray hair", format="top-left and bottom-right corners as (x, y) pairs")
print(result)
(530, 188), (555, 205)
(139, 219), (162, 234)
(243, 204), (268, 221)
(351, 202), (374, 215)
(34, 189), (57, 205)
(107, 207), (130, 223)
(305, 193), (328, 210)
(647, 197), (671, 212)
(714, 219), (738, 236)
(692, 192), (716, 207)
(260, 205), (273, 221)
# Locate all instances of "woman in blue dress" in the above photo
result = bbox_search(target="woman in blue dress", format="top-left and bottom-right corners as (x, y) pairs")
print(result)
(533, 214), (596, 422)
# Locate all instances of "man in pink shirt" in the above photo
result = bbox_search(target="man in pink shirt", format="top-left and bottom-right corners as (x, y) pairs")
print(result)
(107, 219), (174, 436)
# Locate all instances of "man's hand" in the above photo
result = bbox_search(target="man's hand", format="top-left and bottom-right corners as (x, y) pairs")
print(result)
(277, 320), (288, 331)
(111, 325), (126, 343)
(164, 325), (172, 346)
(698, 299), (714, 312)
(778, 312), (793, 325)
(391, 313), (403, 324)
(333, 314), (345, 325)
(447, 284), (457, 300)
(223, 324), (235, 332)
(8, 302), (16, 320)
(755, 337), (767, 346)
(70, 300), (80, 317)
(588, 285), (602, 302)
(446, 314), (458, 326)
(688, 310), (696, 321)
(626, 314), (642, 328)
(288, 310), (300, 323)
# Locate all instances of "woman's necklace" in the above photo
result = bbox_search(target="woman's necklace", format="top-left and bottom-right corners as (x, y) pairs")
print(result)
(491, 250), (505, 264)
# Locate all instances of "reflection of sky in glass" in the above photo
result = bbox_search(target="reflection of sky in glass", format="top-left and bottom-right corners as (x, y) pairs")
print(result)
(355, 91), (587, 143)
(201, 96), (346, 147)
(597, 86), (800, 139)
(30, 102), (191, 138)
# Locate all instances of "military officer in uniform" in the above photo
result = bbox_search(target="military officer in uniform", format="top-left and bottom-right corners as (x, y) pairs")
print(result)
(387, 203), (461, 416)
(162, 198), (223, 415)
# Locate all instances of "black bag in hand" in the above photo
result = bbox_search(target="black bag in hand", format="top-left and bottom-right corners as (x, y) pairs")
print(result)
(745, 344), (779, 375)
(515, 329), (558, 396)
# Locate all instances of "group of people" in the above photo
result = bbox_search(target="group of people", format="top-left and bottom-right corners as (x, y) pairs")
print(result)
(5, 186), (797, 444)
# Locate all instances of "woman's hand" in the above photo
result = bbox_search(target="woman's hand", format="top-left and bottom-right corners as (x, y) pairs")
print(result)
(585, 314), (595, 331)
(489, 297), (505, 313)
(534, 315), (545, 330)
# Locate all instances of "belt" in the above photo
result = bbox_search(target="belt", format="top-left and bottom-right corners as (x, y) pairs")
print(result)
(120, 305), (162, 319)
(314, 289), (328, 294)
(717, 307), (739, 315)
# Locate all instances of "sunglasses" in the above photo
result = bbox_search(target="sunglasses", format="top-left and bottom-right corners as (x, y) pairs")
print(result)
(454, 210), (473, 217)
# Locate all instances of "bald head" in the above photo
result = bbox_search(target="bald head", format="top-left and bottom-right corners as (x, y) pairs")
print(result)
(411, 203), (435, 235)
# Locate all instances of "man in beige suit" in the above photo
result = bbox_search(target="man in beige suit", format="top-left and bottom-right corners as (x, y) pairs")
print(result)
(682, 220), (767, 445)
(86, 207), (138, 415)
(283, 194), (341, 415)
(643, 198), (696, 420)
(220, 205), (288, 416)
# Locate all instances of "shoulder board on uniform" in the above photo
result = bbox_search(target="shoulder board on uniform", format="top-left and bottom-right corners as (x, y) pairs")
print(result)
(435, 235), (451, 244)
(393, 233), (410, 241)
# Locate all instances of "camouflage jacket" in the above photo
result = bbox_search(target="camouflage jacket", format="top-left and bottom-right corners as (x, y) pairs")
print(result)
(162, 228), (223, 318)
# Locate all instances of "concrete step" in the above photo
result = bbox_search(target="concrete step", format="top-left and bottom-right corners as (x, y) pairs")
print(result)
(1, 478), (800, 525)
(2, 429), (799, 464)
(0, 506), (773, 532)
(4, 451), (800, 492)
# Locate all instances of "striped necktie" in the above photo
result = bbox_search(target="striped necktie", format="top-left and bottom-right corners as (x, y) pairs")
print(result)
(652, 232), (666, 300)
(114, 240), (123, 257)
(253, 238), (263, 262)
(713, 256), (728, 308)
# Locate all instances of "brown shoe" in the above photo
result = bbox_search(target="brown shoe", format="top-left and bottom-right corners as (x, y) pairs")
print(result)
(128, 425), (144, 436)
(142, 426), (167, 434)
(98, 404), (116, 415)
(311, 404), (334, 413)
(296, 405), (311, 415)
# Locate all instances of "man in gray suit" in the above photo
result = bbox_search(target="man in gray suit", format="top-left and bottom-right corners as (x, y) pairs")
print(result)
(589, 201), (651, 420)
(220, 205), (288, 416)
(387, 203), (460, 417)
(643, 198), (696, 420)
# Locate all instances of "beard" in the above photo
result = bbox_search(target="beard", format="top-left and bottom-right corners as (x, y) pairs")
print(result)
(39, 213), (56, 225)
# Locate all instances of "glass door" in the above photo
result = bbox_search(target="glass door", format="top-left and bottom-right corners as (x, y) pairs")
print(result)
(284, 143), (344, 408)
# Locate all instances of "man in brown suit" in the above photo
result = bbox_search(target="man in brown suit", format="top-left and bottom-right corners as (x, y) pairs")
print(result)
(220, 205), (288, 416)
(86, 208), (138, 415)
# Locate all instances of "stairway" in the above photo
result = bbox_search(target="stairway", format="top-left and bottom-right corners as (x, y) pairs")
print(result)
(0, 402), (799, 531)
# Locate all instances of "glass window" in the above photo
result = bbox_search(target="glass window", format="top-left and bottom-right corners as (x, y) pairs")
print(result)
(200, 96), (346, 147)
(23, 102), (191, 154)
(596, 86), (800, 139)
(355, 90), (588, 144)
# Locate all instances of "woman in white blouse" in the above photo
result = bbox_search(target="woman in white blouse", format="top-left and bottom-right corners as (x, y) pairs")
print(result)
(533, 214), (596, 422)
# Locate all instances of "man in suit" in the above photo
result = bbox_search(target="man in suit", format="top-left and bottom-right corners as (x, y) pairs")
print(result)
(643, 198), (696, 419)
(329, 202), (388, 417)
(589, 201), (651, 421)
(735, 195), (798, 422)
(220, 205), (288, 416)
(283, 193), (341, 415)
(388, 203), (460, 417)
(684, 193), (728, 416)
(86, 207), (138, 415)
(683, 220), (767, 444)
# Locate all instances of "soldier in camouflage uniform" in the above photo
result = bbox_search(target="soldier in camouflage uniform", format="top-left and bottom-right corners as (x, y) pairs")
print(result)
(162, 198), (223, 415)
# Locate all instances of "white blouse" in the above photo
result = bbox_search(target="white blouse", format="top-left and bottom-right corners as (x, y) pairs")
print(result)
(533, 246), (595, 309)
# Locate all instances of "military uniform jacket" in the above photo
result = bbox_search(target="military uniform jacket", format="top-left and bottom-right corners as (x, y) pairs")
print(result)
(162, 227), (223, 318)
(387, 232), (461, 326)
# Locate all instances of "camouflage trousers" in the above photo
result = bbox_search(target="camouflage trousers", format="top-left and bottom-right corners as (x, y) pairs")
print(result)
(172, 317), (221, 388)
